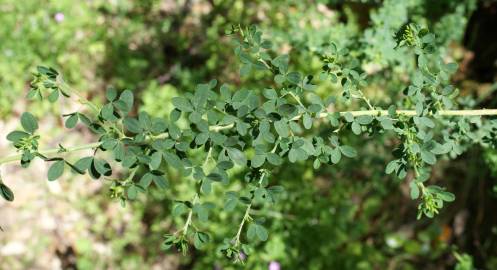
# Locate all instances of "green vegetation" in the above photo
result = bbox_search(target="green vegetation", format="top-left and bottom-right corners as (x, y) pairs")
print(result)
(1, 0), (497, 269)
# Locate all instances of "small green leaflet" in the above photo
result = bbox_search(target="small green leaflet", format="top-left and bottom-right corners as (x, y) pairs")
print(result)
(47, 160), (65, 181)
(20, 112), (38, 133)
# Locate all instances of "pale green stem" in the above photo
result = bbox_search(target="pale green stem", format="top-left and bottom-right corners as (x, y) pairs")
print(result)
(182, 147), (212, 236)
(331, 109), (497, 117)
(234, 203), (252, 245)
(0, 142), (101, 165)
(182, 194), (198, 236)
(234, 172), (266, 245)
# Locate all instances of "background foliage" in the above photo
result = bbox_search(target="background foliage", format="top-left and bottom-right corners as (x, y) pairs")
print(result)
(1, 0), (497, 269)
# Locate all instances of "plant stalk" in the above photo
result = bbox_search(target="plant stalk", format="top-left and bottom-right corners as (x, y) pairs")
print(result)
(0, 142), (101, 165)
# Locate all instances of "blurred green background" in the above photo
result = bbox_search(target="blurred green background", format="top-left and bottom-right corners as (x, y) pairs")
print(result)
(1, 0), (497, 269)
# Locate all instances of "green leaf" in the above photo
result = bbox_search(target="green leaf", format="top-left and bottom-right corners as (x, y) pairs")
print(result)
(193, 84), (209, 109)
(274, 74), (285, 84)
(123, 117), (142, 133)
(20, 112), (38, 133)
(195, 132), (209, 145)
(151, 118), (168, 134)
(251, 154), (266, 168)
(224, 194), (238, 211)
(172, 203), (188, 217)
(189, 111), (202, 123)
(232, 89), (249, 104)
(101, 138), (117, 150)
(193, 204), (209, 222)
(263, 88), (278, 100)
(138, 111), (152, 130)
(106, 87), (117, 101)
(247, 224), (256, 240)
(409, 181), (420, 199)
(274, 120), (289, 138)
(267, 153), (283, 165)
(351, 121), (361, 135)
(380, 118), (394, 130)
(47, 89), (59, 102)
(340, 145), (357, 158)
(388, 105), (397, 116)
(217, 161), (234, 170)
(207, 173), (223, 182)
(65, 114), (79, 129)
(445, 62), (458, 73)
(0, 183), (14, 201)
(288, 148), (298, 163)
(118, 90), (134, 113)
(313, 159), (321, 169)
(431, 143), (451, 155)
(330, 148), (341, 164)
(343, 112), (354, 122)
(303, 113), (312, 129)
(48, 160), (65, 181)
(101, 103), (116, 121)
(163, 152), (183, 168)
(356, 115), (373, 125)
(439, 191), (455, 202)
(308, 104), (322, 114)
(240, 63), (252, 76)
(420, 117), (435, 128)
(271, 54), (289, 73)
(278, 104), (297, 116)
(421, 150), (436, 165)
(73, 157), (93, 172)
(385, 160), (398, 174)
(194, 232), (210, 249)
(127, 185), (138, 200)
(172, 97), (194, 112)
(149, 151), (162, 170)
(153, 175), (169, 189)
(415, 102), (423, 115)
(236, 121), (250, 136)
(287, 71), (302, 85)
(139, 173), (153, 188)
(93, 159), (112, 176)
(227, 147), (246, 166)
(6, 131), (30, 143)
(201, 179), (212, 194)
(248, 224), (268, 241)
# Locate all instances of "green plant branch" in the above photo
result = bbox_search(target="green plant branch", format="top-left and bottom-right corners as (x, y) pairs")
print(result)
(2, 109), (496, 166)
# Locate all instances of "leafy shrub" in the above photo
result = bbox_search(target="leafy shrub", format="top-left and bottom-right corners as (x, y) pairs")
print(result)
(1, 1), (496, 269)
